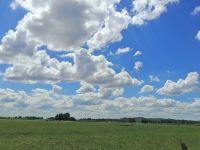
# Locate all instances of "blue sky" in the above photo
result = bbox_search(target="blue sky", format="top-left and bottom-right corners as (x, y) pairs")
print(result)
(0, 0), (200, 119)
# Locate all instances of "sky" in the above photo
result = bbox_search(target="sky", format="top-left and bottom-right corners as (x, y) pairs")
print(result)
(0, 0), (200, 120)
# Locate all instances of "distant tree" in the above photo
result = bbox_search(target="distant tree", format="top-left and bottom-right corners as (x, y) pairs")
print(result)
(54, 113), (76, 121)
(63, 113), (70, 120)
(70, 117), (76, 121)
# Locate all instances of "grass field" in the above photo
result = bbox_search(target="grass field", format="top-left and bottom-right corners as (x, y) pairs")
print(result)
(0, 120), (200, 150)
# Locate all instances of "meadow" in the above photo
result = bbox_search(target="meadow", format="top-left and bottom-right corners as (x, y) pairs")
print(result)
(0, 120), (200, 150)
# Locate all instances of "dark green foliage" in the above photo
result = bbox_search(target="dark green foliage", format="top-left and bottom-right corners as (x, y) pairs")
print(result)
(0, 116), (43, 120)
(50, 113), (76, 121)
(79, 117), (200, 124)
(180, 140), (189, 150)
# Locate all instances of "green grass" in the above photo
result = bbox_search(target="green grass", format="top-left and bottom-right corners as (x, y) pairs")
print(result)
(0, 120), (200, 150)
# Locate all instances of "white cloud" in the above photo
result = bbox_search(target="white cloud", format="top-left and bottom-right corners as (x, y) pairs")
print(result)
(76, 81), (96, 94)
(149, 75), (160, 82)
(195, 31), (200, 41)
(134, 61), (143, 71)
(87, 9), (131, 51)
(11, 0), (115, 51)
(191, 6), (200, 42)
(0, 0), (183, 118)
(140, 85), (154, 93)
(191, 5), (200, 15)
(98, 87), (124, 98)
(0, 29), (38, 64)
(4, 49), (143, 88)
(52, 85), (62, 94)
(2, 87), (200, 120)
(10, 0), (138, 52)
(1, 1), (149, 89)
(157, 72), (199, 96)
(10, 0), (52, 12)
(131, 0), (179, 25)
(134, 51), (142, 57)
(87, 0), (178, 50)
(3, 0), (178, 55)
(115, 47), (131, 55)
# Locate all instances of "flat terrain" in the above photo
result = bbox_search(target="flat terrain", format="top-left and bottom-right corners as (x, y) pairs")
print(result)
(0, 120), (200, 150)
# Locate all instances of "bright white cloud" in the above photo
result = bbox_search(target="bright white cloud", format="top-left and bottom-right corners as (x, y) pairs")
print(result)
(87, 9), (131, 51)
(157, 72), (199, 96)
(140, 85), (154, 93)
(11, 0), (116, 51)
(116, 47), (131, 55)
(4, 49), (143, 88)
(1, 87), (200, 120)
(0, 29), (38, 64)
(131, 0), (179, 25)
(4, 0), (178, 54)
(149, 75), (160, 82)
(0, 0), (151, 89)
(134, 51), (142, 57)
(0, 0), (182, 118)
(191, 6), (200, 42)
(191, 5), (200, 15)
(134, 61), (143, 71)
(87, 0), (178, 50)
(10, 0), (52, 11)
(195, 31), (200, 41)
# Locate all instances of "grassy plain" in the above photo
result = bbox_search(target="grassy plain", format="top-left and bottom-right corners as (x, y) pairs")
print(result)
(0, 120), (199, 150)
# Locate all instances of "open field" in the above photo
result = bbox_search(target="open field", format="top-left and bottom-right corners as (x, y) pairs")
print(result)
(0, 120), (200, 150)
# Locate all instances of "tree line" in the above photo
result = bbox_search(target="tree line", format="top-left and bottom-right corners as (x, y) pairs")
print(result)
(79, 117), (200, 124)
(0, 113), (76, 121)
(0, 116), (43, 120)
(1, 114), (200, 124)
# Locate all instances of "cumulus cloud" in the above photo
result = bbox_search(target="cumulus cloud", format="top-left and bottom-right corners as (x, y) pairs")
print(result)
(149, 75), (160, 82)
(157, 72), (199, 96)
(0, 29), (38, 64)
(87, 8), (131, 51)
(4, 49), (143, 88)
(131, 0), (179, 25)
(4, 0), (178, 54)
(134, 61), (143, 71)
(115, 47), (131, 55)
(98, 87), (124, 98)
(87, 0), (178, 50)
(1, 87), (200, 120)
(134, 51), (142, 57)
(0, 0), (181, 117)
(140, 85), (154, 93)
(11, 0), (113, 51)
(191, 5), (200, 15)
(76, 81), (96, 94)
(0, 0), (151, 89)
